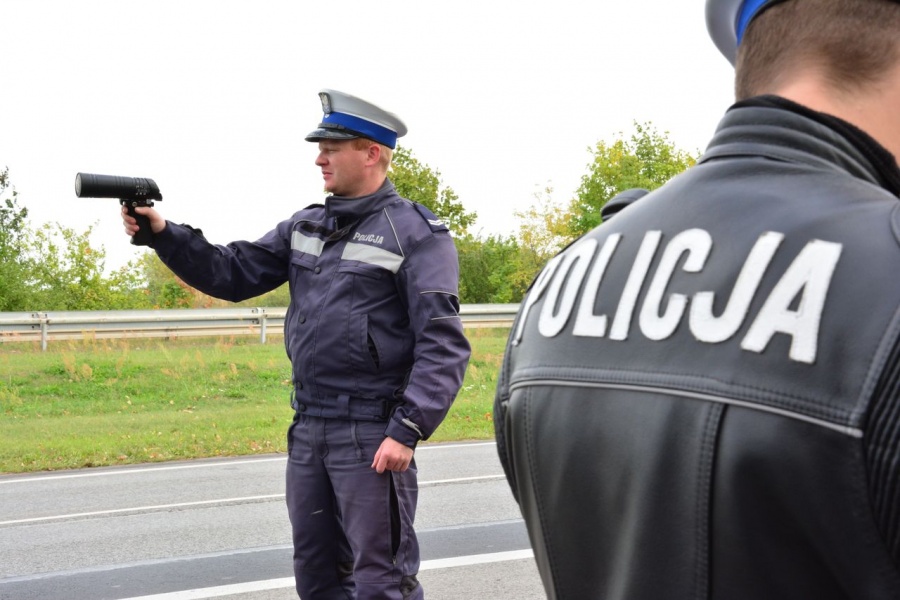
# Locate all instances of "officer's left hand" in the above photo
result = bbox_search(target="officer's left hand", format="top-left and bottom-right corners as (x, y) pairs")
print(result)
(372, 437), (414, 474)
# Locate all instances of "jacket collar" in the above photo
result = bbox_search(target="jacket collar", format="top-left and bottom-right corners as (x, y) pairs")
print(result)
(325, 178), (402, 219)
(700, 95), (900, 197)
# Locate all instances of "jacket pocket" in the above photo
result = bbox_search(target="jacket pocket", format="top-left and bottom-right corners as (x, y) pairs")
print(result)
(287, 254), (316, 351)
(350, 313), (379, 373)
(337, 263), (384, 280)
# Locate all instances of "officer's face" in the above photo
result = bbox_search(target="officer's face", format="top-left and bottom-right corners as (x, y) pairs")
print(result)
(315, 140), (368, 197)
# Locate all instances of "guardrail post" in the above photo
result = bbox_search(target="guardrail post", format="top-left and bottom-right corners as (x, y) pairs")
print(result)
(36, 312), (48, 351)
(259, 309), (267, 344)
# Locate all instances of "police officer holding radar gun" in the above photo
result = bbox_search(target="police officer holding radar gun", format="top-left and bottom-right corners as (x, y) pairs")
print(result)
(494, 0), (900, 598)
(120, 90), (471, 599)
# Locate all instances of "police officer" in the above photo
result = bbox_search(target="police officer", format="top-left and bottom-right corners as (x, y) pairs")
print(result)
(494, 1), (900, 598)
(123, 89), (471, 600)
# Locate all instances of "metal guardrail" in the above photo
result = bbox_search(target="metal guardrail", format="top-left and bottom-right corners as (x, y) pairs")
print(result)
(0, 304), (520, 350)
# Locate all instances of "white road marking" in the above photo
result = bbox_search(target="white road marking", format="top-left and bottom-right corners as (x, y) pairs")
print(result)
(0, 495), (285, 526)
(117, 550), (534, 600)
(0, 475), (506, 526)
(0, 457), (287, 484)
(422, 474), (504, 486)
(0, 442), (497, 485)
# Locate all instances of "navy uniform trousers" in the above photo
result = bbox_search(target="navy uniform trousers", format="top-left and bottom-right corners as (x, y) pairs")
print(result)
(286, 413), (422, 600)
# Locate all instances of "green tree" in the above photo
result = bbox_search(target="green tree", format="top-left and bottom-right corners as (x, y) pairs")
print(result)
(569, 122), (699, 237)
(515, 184), (575, 260)
(457, 234), (516, 303)
(390, 146), (477, 234)
(137, 252), (192, 308)
(456, 233), (543, 304)
(26, 222), (148, 310)
(0, 168), (38, 311)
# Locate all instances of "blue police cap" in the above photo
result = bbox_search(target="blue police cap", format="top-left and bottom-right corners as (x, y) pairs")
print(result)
(305, 89), (408, 149)
(707, 0), (788, 65)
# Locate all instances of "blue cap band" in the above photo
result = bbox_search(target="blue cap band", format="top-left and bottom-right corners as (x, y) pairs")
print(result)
(736, 0), (772, 44)
(320, 112), (399, 149)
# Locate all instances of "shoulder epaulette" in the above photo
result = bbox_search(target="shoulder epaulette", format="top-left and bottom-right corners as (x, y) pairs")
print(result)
(412, 203), (449, 233)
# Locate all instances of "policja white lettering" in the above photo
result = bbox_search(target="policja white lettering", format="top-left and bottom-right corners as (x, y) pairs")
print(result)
(689, 231), (784, 344)
(610, 231), (662, 341)
(740, 238), (842, 364)
(353, 232), (385, 245)
(539, 238), (599, 337)
(517, 229), (842, 364)
(573, 234), (623, 338)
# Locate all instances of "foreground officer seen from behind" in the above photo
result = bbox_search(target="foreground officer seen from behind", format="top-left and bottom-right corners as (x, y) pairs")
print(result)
(123, 89), (471, 600)
(494, 0), (900, 598)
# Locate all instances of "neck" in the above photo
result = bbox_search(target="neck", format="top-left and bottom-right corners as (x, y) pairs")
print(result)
(774, 65), (900, 160)
(356, 176), (387, 198)
(339, 176), (387, 199)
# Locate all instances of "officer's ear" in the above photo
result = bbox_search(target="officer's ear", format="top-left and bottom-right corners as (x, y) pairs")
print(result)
(365, 143), (382, 168)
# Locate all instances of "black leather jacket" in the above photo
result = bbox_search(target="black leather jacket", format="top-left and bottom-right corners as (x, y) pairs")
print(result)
(494, 97), (900, 599)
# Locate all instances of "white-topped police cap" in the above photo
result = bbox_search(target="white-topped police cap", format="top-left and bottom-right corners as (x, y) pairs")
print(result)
(305, 89), (408, 149)
(707, 0), (789, 65)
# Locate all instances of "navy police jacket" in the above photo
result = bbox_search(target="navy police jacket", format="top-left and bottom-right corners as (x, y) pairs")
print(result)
(494, 97), (900, 599)
(153, 179), (471, 447)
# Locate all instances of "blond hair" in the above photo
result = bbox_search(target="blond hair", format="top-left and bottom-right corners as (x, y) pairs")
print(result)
(351, 137), (393, 171)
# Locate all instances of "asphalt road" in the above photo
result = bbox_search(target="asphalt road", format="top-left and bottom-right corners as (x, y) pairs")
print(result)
(0, 441), (545, 600)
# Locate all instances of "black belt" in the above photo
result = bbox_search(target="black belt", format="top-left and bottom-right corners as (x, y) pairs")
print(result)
(290, 390), (399, 421)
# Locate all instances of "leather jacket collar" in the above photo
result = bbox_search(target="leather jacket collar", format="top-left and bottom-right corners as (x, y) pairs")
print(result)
(703, 95), (900, 197)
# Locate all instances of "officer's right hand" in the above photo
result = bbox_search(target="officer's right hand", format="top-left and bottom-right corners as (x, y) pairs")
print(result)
(372, 436), (414, 474)
(122, 205), (167, 237)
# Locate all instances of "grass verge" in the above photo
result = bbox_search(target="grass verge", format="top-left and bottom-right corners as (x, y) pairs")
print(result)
(0, 328), (508, 473)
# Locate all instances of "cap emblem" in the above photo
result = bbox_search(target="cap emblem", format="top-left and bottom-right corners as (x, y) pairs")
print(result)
(319, 92), (332, 115)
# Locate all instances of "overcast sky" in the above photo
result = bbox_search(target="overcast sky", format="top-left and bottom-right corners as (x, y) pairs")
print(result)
(2, 0), (735, 271)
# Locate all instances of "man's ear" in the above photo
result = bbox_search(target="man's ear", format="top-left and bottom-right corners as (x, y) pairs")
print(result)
(365, 143), (381, 167)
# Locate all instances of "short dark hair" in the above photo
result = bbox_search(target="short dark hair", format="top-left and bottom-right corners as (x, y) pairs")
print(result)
(735, 0), (900, 100)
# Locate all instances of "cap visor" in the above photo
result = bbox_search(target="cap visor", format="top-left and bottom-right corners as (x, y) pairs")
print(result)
(305, 128), (359, 143)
